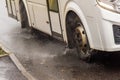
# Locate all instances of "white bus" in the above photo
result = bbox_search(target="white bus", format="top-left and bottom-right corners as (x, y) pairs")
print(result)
(5, 0), (120, 61)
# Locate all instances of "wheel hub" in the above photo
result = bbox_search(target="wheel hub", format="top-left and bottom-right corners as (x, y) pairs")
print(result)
(74, 26), (88, 54)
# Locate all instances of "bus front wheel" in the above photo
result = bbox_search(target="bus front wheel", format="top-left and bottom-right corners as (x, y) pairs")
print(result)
(66, 11), (95, 61)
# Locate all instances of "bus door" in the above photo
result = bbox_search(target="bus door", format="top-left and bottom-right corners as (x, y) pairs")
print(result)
(47, 0), (63, 39)
(28, 0), (52, 35)
(6, 0), (17, 19)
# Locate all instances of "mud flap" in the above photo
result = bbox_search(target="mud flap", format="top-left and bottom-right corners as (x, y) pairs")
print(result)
(6, 0), (17, 19)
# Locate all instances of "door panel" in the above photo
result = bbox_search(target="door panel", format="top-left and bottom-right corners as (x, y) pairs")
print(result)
(6, 0), (17, 19)
(48, 0), (62, 35)
(33, 4), (51, 35)
(50, 11), (61, 34)
(28, 3), (36, 27)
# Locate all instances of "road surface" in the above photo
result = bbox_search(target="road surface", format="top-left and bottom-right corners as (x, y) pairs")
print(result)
(0, 56), (27, 80)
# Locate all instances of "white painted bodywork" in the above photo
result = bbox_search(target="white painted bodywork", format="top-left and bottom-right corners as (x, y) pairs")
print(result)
(30, 2), (51, 34)
(6, 0), (120, 52)
(50, 11), (62, 34)
(6, 0), (12, 15)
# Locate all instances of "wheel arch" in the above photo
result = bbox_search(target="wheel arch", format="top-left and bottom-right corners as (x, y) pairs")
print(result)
(64, 1), (94, 49)
(16, 0), (31, 26)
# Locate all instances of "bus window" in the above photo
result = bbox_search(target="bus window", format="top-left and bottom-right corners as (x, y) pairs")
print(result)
(48, 0), (59, 12)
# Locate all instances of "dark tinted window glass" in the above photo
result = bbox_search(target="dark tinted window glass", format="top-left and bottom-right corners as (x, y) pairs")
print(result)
(48, 0), (59, 12)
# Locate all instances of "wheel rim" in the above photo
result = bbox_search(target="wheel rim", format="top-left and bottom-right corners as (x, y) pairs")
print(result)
(74, 26), (90, 57)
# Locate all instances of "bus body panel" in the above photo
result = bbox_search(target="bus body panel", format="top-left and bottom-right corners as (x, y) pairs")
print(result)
(60, 0), (103, 50)
(5, 0), (104, 50)
(27, 0), (62, 36)
(28, 2), (52, 35)
(6, 0), (17, 19)
(27, 0), (47, 5)
(6, 0), (120, 52)
(50, 11), (62, 34)
(27, 3), (36, 28)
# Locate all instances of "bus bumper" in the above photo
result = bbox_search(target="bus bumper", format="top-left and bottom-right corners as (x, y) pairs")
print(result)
(97, 6), (120, 52)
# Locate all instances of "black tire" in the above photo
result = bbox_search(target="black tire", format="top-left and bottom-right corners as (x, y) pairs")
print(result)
(19, 1), (29, 28)
(66, 12), (95, 62)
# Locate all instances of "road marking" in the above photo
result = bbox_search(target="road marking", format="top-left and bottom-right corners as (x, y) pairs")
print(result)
(0, 43), (36, 80)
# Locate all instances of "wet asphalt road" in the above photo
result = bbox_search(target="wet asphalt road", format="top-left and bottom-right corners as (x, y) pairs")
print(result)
(0, 56), (27, 80)
(1, 0), (120, 80)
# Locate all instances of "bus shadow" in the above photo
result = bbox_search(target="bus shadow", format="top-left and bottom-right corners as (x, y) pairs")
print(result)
(26, 28), (120, 69)
(90, 51), (120, 69)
